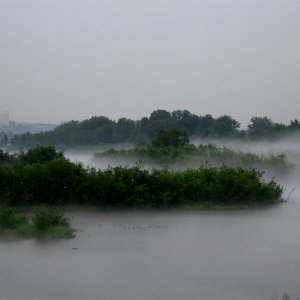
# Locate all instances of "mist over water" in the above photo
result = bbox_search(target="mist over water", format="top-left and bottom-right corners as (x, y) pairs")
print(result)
(1, 207), (300, 300)
(66, 137), (300, 200)
(1, 0), (300, 297)
(191, 136), (300, 200)
(1, 140), (297, 299)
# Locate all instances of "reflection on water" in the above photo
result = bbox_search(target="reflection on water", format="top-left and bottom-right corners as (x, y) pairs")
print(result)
(1, 204), (300, 300)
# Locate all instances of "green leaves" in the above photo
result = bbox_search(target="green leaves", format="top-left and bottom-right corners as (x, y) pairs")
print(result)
(0, 206), (73, 238)
(32, 205), (69, 231)
(0, 208), (28, 229)
(152, 128), (190, 148)
(0, 147), (283, 208)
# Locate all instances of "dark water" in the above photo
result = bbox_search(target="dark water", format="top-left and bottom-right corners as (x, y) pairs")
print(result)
(1, 203), (300, 300)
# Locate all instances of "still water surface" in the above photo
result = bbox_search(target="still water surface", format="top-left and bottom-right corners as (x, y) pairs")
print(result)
(1, 203), (300, 300)
(1, 152), (300, 299)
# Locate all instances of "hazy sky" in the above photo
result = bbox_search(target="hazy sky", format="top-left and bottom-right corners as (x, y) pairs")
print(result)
(1, 0), (299, 127)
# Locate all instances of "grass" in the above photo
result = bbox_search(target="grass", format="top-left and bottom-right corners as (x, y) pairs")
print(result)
(0, 206), (75, 239)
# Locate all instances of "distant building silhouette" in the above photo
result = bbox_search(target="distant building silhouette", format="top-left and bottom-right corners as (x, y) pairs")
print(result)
(0, 111), (9, 126)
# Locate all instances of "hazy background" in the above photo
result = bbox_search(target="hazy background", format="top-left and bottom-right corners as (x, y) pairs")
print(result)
(1, 0), (299, 127)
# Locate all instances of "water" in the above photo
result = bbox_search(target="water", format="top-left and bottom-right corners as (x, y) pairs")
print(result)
(1, 151), (299, 299)
(1, 204), (300, 300)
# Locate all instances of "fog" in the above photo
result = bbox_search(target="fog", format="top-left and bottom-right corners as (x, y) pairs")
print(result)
(2, 1), (300, 298)
(65, 135), (300, 201)
(1, 205), (300, 300)
(193, 136), (300, 199)
(1, 0), (300, 126)
(192, 134), (300, 165)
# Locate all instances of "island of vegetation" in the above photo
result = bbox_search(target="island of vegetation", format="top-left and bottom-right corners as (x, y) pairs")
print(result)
(0, 145), (283, 221)
(95, 128), (291, 174)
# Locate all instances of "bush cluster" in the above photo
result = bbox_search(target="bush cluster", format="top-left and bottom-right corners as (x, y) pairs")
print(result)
(0, 207), (28, 229)
(0, 206), (73, 238)
(0, 146), (283, 208)
(32, 205), (69, 231)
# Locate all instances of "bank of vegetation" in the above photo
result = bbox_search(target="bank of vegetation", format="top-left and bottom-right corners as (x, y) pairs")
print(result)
(9, 109), (300, 148)
(0, 146), (283, 210)
(95, 128), (291, 174)
(97, 143), (290, 172)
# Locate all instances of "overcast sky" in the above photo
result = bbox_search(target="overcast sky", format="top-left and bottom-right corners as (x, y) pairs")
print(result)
(0, 0), (299, 127)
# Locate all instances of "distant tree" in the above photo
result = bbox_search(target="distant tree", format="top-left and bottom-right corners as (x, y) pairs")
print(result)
(0, 134), (8, 146)
(196, 114), (214, 137)
(152, 128), (189, 148)
(81, 116), (114, 130)
(290, 119), (300, 128)
(171, 110), (200, 134)
(213, 115), (240, 137)
(144, 110), (175, 138)
(113, 118), (136, 142)
(171, 110), (192, 121)
(149, 110), (172, 121)
(248, 117), (274, 136)
(0, 149), (14, 166)
(18, 145), (64, 165)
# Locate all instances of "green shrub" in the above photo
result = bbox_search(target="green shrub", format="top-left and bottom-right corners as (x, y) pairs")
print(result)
(32, 205), (70, 231)
(0, 207), (28, 229)
(0, 147), (284, 208)
(17, 145), (64, 165)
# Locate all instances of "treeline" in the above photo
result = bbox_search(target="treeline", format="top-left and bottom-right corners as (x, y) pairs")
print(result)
(10, 110), (300, 148)
(0, 146), (282, 208)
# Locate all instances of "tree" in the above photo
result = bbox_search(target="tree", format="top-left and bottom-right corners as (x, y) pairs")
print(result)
(18, 145), (64, 165)
(152, 128), (189, 148)
(213, 115), (240, 137)
(114, 118), (136, 142)
(149, 110), (172, 121)
(196, 114), (214, 137)
(0, 134), (8, 146)
(248, 117), (274, 136)
(290, 119), (300, 128)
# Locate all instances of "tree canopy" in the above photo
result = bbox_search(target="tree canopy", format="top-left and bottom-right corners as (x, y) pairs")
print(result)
(9, 109), (300, 148)
(152, 128), (190, 148)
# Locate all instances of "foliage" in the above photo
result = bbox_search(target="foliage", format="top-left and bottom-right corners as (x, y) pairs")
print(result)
(248, 116), (274, 136)
(11, 109), (242, 147)
(17, 145), (64, 165)
(0, 207), (28, 229)
(11, 109), (300, 148)
(0, 149), (15, 166)
(152, 128), (190, 148)
(0, 206), (74, 238)
(0, 134), (8, 146)
(0, 147), (283, 208)
(212, 115), (240, 137)
(97, 143), (291, 174)
(32, 205), (70, 231)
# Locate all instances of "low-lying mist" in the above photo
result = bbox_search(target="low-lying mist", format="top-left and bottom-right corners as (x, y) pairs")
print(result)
(191, 133), (300, 165)
(191, 135), (300, 197)
(66, 136), (300, 201)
